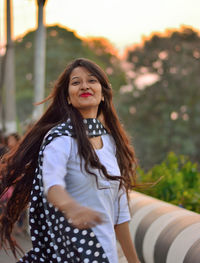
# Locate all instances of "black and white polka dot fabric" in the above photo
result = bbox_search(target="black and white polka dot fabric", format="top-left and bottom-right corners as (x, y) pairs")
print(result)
(17, 119), (109, 263)
(83, 118), (107, 137)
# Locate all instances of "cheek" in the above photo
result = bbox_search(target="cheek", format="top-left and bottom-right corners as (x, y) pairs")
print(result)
(97, 85), (103, 97)
(69, 95), (78, 106)
(68, 86), (73, 97)
(68, 87), (77, 100)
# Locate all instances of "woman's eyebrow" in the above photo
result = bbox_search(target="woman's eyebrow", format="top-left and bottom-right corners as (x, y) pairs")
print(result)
(71, 74), (95, 80)
(71, 76), (79, 80)
(88, 74), (97, 78)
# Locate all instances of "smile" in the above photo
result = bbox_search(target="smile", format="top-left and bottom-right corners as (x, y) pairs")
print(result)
(80, 93), (92, 97)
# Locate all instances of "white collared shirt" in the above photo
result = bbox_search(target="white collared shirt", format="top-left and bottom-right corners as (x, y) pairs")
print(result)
(42, 134), (131, 263)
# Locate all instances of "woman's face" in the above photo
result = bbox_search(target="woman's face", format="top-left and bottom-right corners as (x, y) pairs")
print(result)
(68, 67), (104, 118)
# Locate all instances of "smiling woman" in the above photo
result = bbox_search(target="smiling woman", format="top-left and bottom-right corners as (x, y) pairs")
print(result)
(68, 67), (104, 118)
(0, 58), (140, 263)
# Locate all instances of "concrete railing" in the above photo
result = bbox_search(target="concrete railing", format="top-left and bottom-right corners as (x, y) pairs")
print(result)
(128, 191), (200, 263)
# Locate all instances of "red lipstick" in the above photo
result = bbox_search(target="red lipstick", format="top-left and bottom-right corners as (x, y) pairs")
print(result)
(80, 93), (92, 97)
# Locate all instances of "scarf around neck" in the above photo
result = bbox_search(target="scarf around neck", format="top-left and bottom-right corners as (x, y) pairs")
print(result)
(50, 118), (108, 138)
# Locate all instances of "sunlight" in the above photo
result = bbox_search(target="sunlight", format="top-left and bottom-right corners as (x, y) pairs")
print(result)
(1, 0), (200, 54)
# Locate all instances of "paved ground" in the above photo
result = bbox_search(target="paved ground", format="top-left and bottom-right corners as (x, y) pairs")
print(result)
(0, 233), (32, 263)
(0, 233), (127, 263)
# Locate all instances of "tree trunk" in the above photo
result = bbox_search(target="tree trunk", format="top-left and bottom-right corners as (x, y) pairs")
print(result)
(3, 0), (16, 134)
(0, 53), (6, 131)
(0, 54), (4, 130)
(32, 0), (46, 121)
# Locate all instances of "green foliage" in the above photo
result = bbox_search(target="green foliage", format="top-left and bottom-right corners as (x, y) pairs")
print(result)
(119, 26), (200, 169)
(15, 25), (126, 122)
(137, 152), (200, 213)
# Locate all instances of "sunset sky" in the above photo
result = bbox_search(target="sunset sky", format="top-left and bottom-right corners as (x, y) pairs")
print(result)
(0, 0), (200, 54)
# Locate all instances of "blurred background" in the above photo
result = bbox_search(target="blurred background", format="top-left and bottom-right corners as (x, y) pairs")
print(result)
(0, 0), (200, 214)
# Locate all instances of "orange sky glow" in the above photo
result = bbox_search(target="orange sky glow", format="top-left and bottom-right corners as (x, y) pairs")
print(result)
(0, 0), (200, 55)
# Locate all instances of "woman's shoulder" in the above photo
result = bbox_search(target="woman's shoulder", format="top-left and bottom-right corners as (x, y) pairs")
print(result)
(42, 121), (74, 148)
(45, 121), (74, 138)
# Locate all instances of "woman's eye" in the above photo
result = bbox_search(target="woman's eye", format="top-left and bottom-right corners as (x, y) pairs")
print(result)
(89, 79), (97, 83)
(72, 81), (80, 85)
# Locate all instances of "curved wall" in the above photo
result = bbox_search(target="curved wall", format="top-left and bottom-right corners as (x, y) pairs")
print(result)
(129, 191), (200, 263)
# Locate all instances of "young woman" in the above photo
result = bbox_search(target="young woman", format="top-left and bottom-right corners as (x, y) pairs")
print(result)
(0, 58), (140, 263)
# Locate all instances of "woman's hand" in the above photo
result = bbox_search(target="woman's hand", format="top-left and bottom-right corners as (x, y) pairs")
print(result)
(63, 202), (103, 229)
(47, 185), (103, 229)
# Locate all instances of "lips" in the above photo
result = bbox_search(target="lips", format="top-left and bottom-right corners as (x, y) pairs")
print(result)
(80, 93), (92, 97)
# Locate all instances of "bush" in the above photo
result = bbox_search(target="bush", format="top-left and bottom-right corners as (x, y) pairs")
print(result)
(137, 152), (200, 213)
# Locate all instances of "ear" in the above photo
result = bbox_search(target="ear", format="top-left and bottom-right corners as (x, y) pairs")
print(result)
(101, 96), (104, 102)
(67, 97), (71, 104)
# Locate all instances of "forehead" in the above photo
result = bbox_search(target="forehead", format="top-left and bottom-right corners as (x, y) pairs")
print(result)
(70, 66), (94, 79)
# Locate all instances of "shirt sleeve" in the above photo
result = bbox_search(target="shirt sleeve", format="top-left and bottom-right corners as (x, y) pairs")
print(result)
(114, 187), (131, 225)
(42, 136), (71, 195)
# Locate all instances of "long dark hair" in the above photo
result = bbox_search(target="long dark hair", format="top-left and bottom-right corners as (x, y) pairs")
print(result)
(0, 58), (137, 256)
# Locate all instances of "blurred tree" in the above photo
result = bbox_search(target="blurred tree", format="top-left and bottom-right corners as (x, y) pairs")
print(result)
(120, 27), (200, 169)
(32, 0), (47, 121)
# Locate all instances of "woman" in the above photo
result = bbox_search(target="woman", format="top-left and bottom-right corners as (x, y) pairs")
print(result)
(0, 58), (140, 263)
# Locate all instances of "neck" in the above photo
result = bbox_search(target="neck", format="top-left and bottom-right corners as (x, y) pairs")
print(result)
(79, 108), (98, 119)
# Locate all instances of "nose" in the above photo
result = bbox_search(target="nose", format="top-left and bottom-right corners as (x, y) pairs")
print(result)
(81, 81), (89, 90)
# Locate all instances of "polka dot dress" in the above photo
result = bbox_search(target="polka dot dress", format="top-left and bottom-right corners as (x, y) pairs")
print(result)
(17, 119), (109, 263)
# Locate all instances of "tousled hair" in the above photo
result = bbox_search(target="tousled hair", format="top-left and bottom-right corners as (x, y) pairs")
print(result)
(0, 58), (137, 256)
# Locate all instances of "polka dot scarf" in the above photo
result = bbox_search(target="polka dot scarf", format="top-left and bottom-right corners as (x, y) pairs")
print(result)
(17, 119), (109, 263)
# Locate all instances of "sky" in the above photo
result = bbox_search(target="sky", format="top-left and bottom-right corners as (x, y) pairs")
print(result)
(0, 0), (200, 54)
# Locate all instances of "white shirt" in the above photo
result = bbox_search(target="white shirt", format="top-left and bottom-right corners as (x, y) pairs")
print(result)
(42, 134), (130, 263)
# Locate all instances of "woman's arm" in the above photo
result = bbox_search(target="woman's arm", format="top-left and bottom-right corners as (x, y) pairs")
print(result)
(115, 221), (140, 263)
(42, 136), (103, 229)
(47, 185), (103, 229)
